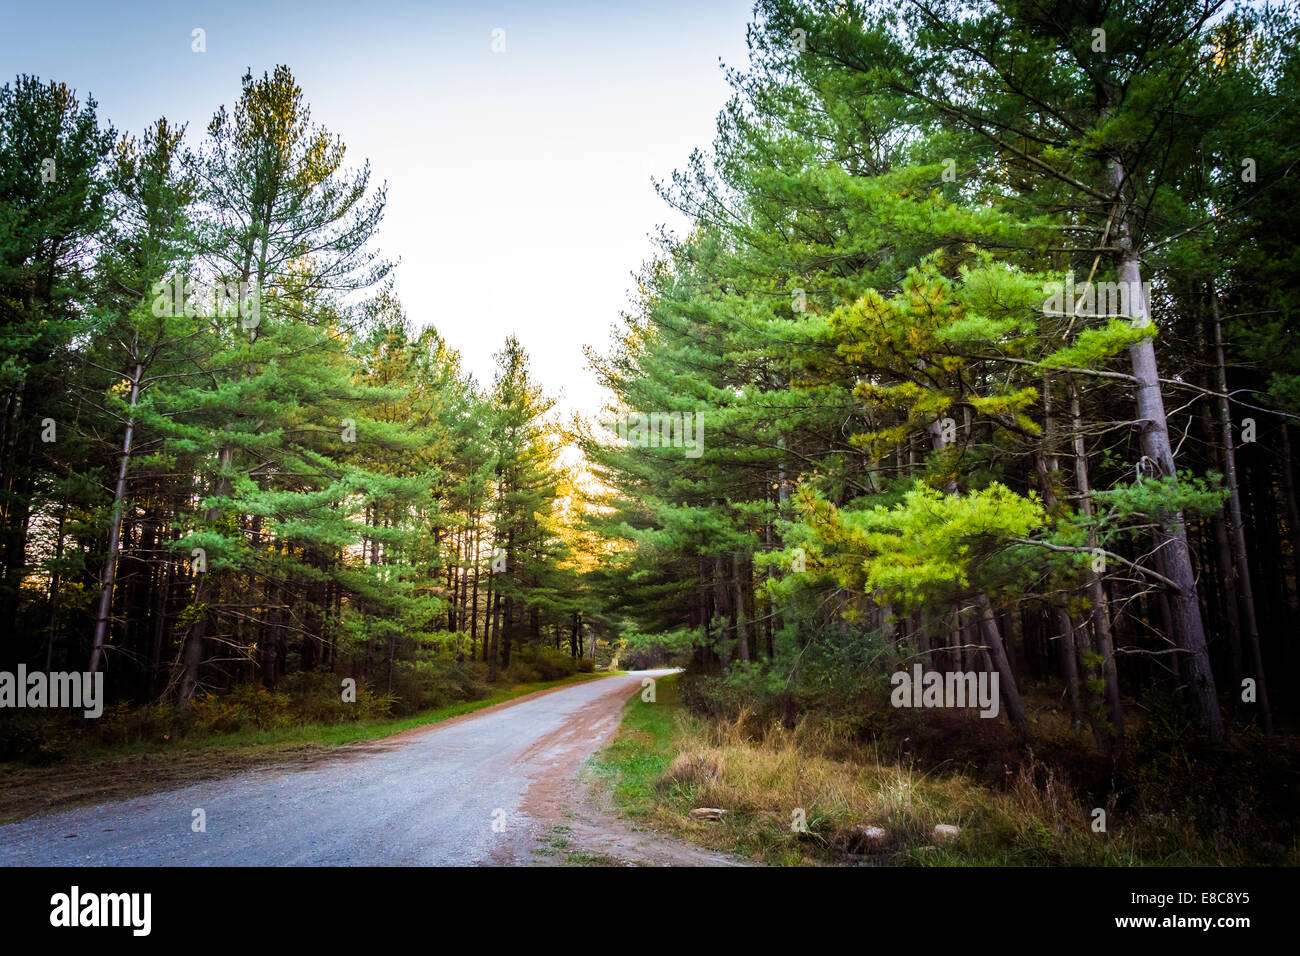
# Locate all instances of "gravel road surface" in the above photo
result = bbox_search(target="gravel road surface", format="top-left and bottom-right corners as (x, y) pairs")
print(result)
(0, 669), (678, 866)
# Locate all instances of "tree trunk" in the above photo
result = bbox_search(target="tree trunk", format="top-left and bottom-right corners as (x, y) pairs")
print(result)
(1199, 399), (1245, 700)
(1034, 384), (1085, 729)
(1280, 426), (1300, 610)
(1110, 157), (1222, 739)
(470, 513), (481, 653)
(487, 582), (500, 682)
(733, 550), (748, 663)
(713, 551), (730, 657)
(1211, 288), (1272, 732)
(89, 359), (143, 674)
(975, 592), (1029, 736)
(502, 597), (513, 671)
(1068, 377), (1123, 754)
(177, 445), (233, 710)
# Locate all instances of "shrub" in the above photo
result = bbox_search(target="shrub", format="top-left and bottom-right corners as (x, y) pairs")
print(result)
(504, 645), (579, 683)
(388, 658), (488, 715)
(618, 628), (696, 669)
(0, 712), (77, 763)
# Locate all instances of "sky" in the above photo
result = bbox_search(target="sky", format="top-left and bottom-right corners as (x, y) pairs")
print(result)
(1, 0), (756, 421)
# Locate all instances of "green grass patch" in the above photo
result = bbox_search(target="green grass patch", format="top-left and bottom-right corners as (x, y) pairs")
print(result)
(587, 673), (683, 817)
(562, 851), (628, 867)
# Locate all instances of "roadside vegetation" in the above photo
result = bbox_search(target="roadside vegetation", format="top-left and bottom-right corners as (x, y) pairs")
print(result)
(596, 674), (1300, 866)
(1, 649), (600, 766)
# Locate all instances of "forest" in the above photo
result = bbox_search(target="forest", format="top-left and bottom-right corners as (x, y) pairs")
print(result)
(0, 63), (598, 750)
(2, 0), (1299, 863)
(589, 0), (1300, 755)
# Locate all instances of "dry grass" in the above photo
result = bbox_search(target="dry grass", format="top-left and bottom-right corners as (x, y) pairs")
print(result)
(616, 694), (1298, 866)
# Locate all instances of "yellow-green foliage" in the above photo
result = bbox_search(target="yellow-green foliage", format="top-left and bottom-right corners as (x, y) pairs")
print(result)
(798, 481), (1045, 608)
(1037, 318), (1155, 370)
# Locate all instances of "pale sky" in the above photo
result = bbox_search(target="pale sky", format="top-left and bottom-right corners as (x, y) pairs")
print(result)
(2, 0), (755, 420)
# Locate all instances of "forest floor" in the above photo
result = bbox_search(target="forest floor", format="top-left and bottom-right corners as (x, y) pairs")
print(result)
(0, 670), (613, 827)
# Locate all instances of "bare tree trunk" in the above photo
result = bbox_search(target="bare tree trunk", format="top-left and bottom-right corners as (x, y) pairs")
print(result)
(1035, 438), (1085, 727)
(1036, 378), (1084, 727)
(1109, 157), (1222, 739)
(1198, 396), (1246, 702)
(764, 510), (776, 659)
(733, 550), (748, 662)
(487, 579), (500, 682)
(89, 358), (143, 674)
(151, 542), (173, 698)
(699, 557), (713, 673)
(714, 550), (731, 658)
(1068, 377), (1123, 754)
(975, 592), (1029, 735)
(459, 522), (472, 636)
(178, 473), (227, 710)
(1280, 426), (1300, 611)
(1210, 288), (1271, 732)
(45, 495), (69, 672)
(501, 531), (514, 670)
(469, 511), (481, 655)
(910, 609), (930, 660)
(1054, 608), (1084, 727)
(448, 527), (460, 632)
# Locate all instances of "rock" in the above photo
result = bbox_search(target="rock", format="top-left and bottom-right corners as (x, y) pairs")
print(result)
(932, 823), (961, 843)
(688, 808), (728, 821)
(853, 825), (889, 847)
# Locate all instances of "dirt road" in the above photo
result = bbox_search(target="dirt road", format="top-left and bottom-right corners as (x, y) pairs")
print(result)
(0, 669), (737, 866)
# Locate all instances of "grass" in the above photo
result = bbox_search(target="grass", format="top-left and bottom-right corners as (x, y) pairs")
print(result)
(591, 673), (1299, 866)
(562, 851), (627, 866)
(587, 672), (683, 818)
(0, 670), (616, 826)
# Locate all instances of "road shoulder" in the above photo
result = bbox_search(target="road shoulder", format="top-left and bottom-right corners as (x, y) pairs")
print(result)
(529, 672), (753, 867)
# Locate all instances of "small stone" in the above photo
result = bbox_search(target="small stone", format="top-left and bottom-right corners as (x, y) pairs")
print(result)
(854, 825), (889, 846)
(932, 823), (961, 843)
(689, 807), (727, 821)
